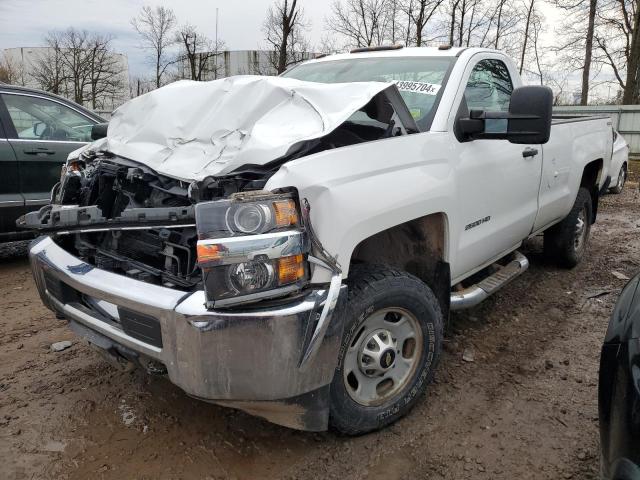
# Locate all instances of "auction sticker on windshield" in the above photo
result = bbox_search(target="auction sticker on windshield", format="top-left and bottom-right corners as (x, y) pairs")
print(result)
(393, 80), (441, 95)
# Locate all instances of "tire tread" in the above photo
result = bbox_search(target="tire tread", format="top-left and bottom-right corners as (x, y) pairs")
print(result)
(329, 264), (443, 435)
(543, 187), (592, 268)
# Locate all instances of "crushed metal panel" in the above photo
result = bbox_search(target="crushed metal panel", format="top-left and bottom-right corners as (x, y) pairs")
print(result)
(102, 76), (397, 181)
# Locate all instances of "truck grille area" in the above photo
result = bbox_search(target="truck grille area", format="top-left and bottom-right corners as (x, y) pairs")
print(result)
(68, 227), (200, 290)
(54, 155), (203, 291)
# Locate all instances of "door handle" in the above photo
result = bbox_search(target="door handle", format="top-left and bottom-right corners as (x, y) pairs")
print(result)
(23, 148), (55, 155)
(522, 148), (538, 158)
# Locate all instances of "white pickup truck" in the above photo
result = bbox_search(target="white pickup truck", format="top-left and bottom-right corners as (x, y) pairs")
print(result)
(21, 46), (613, 435)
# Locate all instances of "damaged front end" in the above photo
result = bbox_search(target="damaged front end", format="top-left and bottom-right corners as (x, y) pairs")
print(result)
(22, 151), (199, 289)
(22, 75), (419, 430)
(23, 148), (346, 430)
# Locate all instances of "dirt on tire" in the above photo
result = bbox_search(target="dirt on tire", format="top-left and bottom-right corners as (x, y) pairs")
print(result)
(1, 163), (639, 480)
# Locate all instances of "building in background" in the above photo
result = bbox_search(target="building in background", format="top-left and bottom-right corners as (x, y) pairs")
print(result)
(176, 50), (317, 81)
(3, 47), (130, 112)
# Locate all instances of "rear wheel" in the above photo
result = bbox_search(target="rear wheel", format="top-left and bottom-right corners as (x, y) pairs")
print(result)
(329, 265), (443, 435)
(610, 163), (627, 194)
(543, 187), (592, 268)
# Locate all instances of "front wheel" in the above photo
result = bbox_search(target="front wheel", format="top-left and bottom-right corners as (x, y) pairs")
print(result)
(610, 163), (627, 194)
(329, 265), (443, 435)
(543, 187), (592, 268)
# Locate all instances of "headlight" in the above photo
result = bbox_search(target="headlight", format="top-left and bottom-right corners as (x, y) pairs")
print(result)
(227, 261), (275, 292)
(196, 192), (299, 239)
(231, 204), (271, 233)
(195, 192), (309, 308)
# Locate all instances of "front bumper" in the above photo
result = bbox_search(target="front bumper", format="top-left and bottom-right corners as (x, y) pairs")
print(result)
(29, 236), (346, 430)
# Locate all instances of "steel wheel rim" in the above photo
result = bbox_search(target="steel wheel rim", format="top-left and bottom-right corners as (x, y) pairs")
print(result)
(343, 307), (423, 407)
(574, 205), (588, 253)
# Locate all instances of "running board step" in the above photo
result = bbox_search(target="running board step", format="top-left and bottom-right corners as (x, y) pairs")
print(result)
(450, 251), (529, 311)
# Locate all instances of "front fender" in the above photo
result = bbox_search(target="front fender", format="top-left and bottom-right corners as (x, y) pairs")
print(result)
(266, 133), (455, 283)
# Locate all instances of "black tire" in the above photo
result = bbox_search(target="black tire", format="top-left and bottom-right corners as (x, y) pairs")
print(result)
(543, 187), (592, 268)
(329, 264), (443, 435)
(610, 163), (627, 194)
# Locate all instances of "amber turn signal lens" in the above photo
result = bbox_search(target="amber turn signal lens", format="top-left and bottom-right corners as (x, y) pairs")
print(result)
(277, 254), (305, 284)
(197, 244), (222, 264)
(273, 199), (299, 228)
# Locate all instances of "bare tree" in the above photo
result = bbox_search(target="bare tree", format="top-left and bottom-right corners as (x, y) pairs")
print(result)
(326, 0), (391, 48)
(0, 53), (24, 85)
(402, 0), (445, 46)
(519, 0), (535, 75)
(448, 0), (461, 44)
(553, 0), (598, 105)
(32, 29), (92, 104)
(263, 0), (310, 74)
(384, 0), (407, 44)
(318, 33), (342, 54)
(30, 34), (67, 94)
(131, 6), (177, 88)
(129, 76), (154, 98)
(30, 29), (126, 108)
(524, 13), (545, 84)
(545, 62), (574, 104)
(493, 0), (506, 48)
(176, 24), (226, 80)
(59, 29), (93, 104)
(581, 0), (597, 104)
(594, 0), (640, 104)
(84, 34), (125, 109)
(445, 0), (497, 48)
(479, 0), (522, 53)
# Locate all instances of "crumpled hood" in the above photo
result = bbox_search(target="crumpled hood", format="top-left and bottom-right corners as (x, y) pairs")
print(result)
(101, 75), (392, 181)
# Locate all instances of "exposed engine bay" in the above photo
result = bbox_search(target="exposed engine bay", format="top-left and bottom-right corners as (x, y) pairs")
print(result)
(35, 147), (297, 290)
(50, 152), (201, 290)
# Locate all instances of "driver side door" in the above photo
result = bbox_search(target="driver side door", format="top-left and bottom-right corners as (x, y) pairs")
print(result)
(1, 92), (96, 211)
(452, 57), (542, 280)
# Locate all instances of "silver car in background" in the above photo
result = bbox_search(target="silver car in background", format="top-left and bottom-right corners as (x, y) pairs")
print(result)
(610, 131), (629, 194)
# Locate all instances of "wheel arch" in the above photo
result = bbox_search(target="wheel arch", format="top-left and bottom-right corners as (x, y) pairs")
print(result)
(580, 158), (603, 222)
(347, 212), (451, 318)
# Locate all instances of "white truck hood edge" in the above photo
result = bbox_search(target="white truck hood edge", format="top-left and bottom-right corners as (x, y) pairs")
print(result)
(100, 76), (392, 182)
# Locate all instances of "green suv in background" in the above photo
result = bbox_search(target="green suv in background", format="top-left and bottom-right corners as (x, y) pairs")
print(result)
(0, 84), (104, 240)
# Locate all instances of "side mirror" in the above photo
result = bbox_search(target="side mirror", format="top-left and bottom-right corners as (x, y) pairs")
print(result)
(33, 121), (46, 137)
(91, 122), (108, 140)
(457, 85), (553, 144)
(508, 86), (553, 144)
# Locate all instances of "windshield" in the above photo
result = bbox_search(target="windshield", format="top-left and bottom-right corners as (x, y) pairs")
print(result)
(283, 56), (455, 130)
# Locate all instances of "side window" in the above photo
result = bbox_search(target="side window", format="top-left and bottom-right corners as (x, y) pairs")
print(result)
(464, 59), (513, 112)
(2, 94), (94, 142)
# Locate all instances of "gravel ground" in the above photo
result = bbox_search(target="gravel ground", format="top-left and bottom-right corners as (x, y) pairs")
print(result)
(1, 164), (639, 480)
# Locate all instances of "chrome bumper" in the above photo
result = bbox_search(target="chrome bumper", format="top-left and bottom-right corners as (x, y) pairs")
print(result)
(29, 236), (346, 408)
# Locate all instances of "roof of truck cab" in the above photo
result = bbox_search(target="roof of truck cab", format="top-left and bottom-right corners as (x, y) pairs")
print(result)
(301, 47), (501, 65)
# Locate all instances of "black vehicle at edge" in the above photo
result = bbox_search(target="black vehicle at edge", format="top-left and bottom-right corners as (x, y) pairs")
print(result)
(0, 84), (104, 241)
(600, 272), (640, 480)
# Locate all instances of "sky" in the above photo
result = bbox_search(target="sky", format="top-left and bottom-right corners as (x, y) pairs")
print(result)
(0, 0), (596, 98)
(0, 0), (334, 77)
